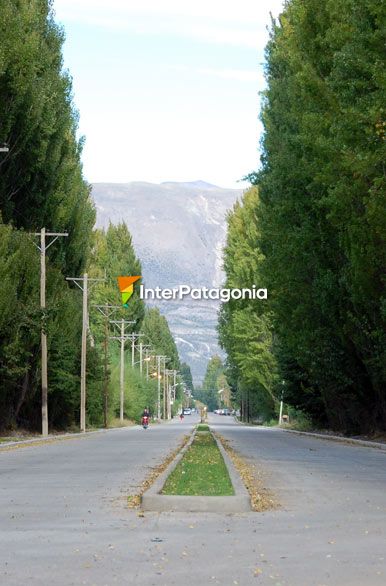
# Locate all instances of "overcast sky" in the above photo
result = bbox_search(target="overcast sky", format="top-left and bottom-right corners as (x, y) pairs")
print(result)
(53, 0), (284, 189)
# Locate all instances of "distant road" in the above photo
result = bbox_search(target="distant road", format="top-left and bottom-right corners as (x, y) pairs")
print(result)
(1, 414), (385, 585)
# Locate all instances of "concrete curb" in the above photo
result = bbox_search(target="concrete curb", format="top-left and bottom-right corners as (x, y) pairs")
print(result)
(0, 424), (143, 449)
(141, 430), (251, 513)
(232, 417), (386, 452)
(281, 428), (386, 451)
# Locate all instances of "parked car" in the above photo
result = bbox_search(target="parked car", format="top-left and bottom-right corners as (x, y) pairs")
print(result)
(183, 408), (192, 415)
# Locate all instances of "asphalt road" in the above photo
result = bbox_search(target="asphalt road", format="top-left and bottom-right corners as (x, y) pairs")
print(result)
(1, 415), (386, 586)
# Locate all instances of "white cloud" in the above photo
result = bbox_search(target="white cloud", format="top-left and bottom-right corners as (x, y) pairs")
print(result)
(54, 0), (284, 49)
(55, 0), (284, 25)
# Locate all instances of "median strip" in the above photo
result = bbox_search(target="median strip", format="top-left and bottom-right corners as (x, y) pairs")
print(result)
(162, 430), (234, 496)
(141, 426), (251, 512)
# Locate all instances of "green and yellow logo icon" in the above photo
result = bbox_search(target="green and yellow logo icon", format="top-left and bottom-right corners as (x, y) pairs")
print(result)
(117, 276), (141, 307)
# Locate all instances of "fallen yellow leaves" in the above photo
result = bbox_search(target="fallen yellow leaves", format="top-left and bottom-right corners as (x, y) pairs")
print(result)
(127, 434), (191, 509)
(214, 432), (278, 512)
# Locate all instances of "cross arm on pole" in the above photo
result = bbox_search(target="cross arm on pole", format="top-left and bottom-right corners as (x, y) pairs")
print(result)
(93, 304), (120, 319)
(32, 230), (69, 252)
(66, 276), (105, 292)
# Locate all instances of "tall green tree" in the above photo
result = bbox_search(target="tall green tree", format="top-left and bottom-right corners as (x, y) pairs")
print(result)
(90, 222), (145, 329)
(140, 307), (179, 370)
(255, 0), (386, 432)
(180, 362), (194, 392)
(218, 187), (277, 421)
(0, 0), (96, 431)
(195, 355), (224, 412)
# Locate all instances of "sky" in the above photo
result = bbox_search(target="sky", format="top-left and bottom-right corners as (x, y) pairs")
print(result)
(53, 0), (285, 189)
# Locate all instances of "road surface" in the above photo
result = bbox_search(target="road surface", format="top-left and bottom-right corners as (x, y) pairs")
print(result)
(1, 415), (385, 585)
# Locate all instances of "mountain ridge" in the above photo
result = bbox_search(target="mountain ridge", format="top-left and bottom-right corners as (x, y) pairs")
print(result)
(92, 180), (244, 382)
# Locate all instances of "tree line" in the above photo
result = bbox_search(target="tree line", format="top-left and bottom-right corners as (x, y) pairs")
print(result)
(219, 0), (385, 433)
(0, 1), (181, 432)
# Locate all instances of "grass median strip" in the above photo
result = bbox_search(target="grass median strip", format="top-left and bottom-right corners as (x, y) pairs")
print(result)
(162, 431), (235, 496)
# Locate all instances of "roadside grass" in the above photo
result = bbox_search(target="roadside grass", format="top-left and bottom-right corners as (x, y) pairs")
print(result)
(0, 430), (36, 443)
(162, 432), (234, 496)
(196, 424), (209, 432)
(108, 418), (136, 428)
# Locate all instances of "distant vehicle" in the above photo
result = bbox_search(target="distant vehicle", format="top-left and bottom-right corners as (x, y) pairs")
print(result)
(183, 408), (192, 415)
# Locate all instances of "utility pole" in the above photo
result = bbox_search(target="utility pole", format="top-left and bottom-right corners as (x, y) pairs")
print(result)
(110, 320), (135, 422)
(278, 381), (285, 425)
(66, 274), (104, 432)
(165, 370), (169, 419)
(93, 304), (119, 428)
(137, 343), (151, 375)
(33, 228), (68, 436)
(155, 355), (167, 420)
(126, 332), (144, 367)
(165, 369), (174, 420)
(144, 349), (153, 380)
(162, 358), (170, 420)
(139, 342), (143, 375)
(172, 370), (178, 404)
(165, 369), (178, 419)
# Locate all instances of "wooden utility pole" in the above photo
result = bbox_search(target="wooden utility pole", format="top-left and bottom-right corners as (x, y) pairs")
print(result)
(172, 369), (177, 404)
(93, 305), (119, 428)
(66, 274), (104, 432)
(33, 228), (68, 436)
(110, 320), (135, 422)
(165, 369), (177, 419)
(138, 343), (151, 375)
(155, 355), (167, 420)
(127, 332), (143, 367)
(139, 342), (143, 375)
(120, 320), (125, 421)
(162, 358), (170, 420)
(166, 370), (173, 420)
(144, 349), (153, 380)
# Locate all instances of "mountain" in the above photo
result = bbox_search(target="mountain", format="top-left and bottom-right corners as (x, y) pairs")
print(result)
(92, 181), (243, 383)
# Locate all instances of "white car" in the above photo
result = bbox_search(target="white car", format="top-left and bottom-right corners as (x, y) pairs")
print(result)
(183, 408), (192, 415)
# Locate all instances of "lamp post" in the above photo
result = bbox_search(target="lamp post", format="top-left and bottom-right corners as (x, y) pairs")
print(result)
(278, 380), (285, 425)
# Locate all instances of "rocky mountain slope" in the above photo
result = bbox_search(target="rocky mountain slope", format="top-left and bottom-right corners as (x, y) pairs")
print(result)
(92, 181), (243, 382)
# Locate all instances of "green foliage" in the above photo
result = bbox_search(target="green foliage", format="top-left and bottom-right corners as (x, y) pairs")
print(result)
(0, 0), (95, 275)
(255, 0), (386, 432)
(90, 223), (144, 329)
(0, 223), (40, 428)
(0, 1), (95, 431)
(218, 188), (278, 422)
(180, 362), (194, 392)
(195, 355), (225, 411)
(109, 349), (159, 422)
(140, 307), (180, 370)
